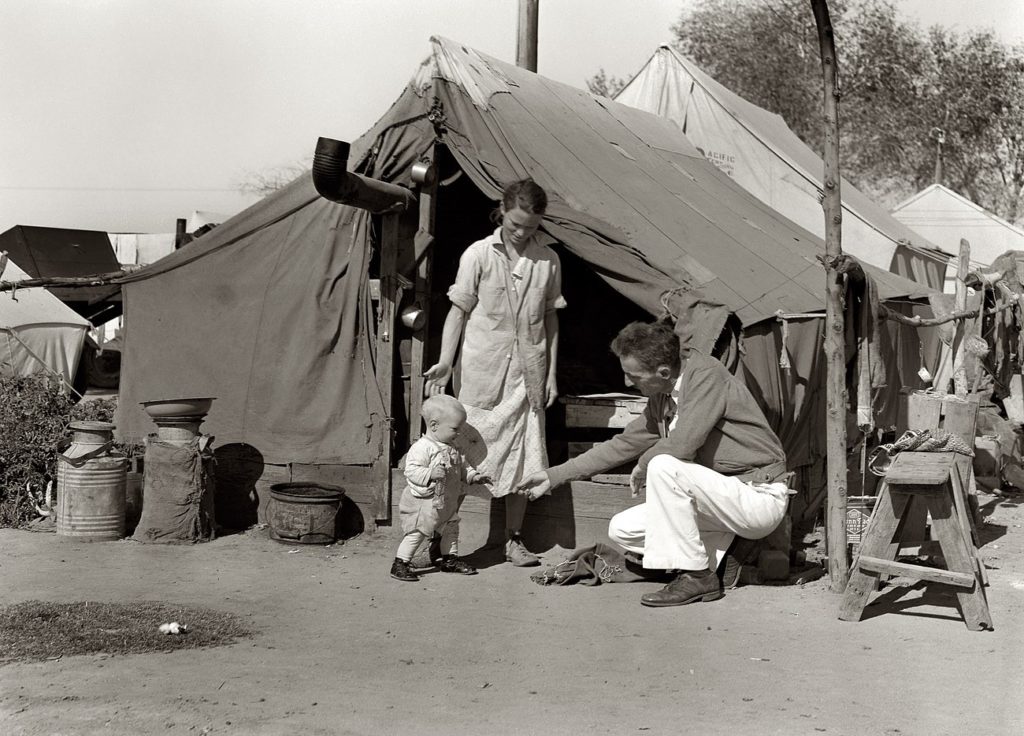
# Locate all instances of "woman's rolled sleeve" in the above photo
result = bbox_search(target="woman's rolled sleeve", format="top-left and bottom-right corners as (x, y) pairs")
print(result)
(448, 246), (483, 312)
(544, 254), (567, 312)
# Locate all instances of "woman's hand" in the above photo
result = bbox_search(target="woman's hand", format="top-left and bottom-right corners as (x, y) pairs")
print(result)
(423, 362), (452, 395)
(515, 471), (551, 501)
(545, 374), (558, 408)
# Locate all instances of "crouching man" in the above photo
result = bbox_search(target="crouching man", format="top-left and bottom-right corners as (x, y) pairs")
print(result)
(516, 321), (790, 607)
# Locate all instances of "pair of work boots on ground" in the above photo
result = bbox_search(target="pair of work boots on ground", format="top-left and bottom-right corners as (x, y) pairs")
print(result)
(390, 534), (537, 582)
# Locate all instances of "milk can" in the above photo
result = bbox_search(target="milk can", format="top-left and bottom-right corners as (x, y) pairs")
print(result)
(56, 421), (128, 540)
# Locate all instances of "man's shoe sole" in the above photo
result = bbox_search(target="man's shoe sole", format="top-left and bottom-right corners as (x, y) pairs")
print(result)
(390, 573), (419, 582)
(640, 589), (723, 607)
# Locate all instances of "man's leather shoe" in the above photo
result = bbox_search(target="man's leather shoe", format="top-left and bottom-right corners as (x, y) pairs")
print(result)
(640, 569), (723, 607)
(717, 553), (742, 590)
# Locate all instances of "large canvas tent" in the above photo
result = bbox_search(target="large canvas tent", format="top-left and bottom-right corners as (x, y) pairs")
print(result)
(892, 183), (1024, 292)
(1, 257), (90, 385)
(116, 37), (934, 524)
(614, 45), (950, 290)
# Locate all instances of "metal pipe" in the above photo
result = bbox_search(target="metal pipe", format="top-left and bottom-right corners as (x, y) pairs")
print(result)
(312, 137), (415, 214)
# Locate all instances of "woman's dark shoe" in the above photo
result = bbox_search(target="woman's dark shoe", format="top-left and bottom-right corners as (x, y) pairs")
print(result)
(640, 568), (722, 607)
(438, 555), (478, 575)
(390, 558), (420, 582)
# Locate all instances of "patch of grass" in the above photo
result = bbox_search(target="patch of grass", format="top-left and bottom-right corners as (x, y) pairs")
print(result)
(0, 600), (253, 665)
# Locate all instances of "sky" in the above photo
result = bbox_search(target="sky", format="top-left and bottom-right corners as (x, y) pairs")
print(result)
(1, 0), (1022, 236)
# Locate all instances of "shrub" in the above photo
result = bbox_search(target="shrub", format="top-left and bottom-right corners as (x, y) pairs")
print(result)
(0, 375), (122, 528)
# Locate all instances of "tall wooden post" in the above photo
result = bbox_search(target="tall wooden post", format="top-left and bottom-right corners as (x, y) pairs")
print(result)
(811, 0), (849, 590)
(952, 238), (972, 398)
(516, 0), (539, 72)
(408, 148), (439, 446)
(372, 214), (401, 521)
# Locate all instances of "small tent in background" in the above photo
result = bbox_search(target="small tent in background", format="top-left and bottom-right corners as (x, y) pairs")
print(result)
(892, 184), (1024, 292)
(614, 45), (951, 290)
(115, 37), (937, 532)
(1, 257), (91, 386)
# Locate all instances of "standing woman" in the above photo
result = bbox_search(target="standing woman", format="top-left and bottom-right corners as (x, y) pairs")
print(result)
(424, 179), (565, 566)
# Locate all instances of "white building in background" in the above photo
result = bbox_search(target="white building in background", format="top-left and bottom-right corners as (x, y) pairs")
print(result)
(891, 184), (1024, 292)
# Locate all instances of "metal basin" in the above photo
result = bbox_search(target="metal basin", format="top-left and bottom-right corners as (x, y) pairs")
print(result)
(141, 397), (215, 418)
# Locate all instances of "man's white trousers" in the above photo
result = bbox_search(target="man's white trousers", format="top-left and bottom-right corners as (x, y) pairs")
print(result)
(608, 455), (789, 571)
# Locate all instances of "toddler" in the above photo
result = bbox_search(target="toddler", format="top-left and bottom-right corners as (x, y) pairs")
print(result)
(391, 394), (489, 582)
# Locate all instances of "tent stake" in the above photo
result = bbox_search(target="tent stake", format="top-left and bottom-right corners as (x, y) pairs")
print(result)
(811, 0), (849, 591)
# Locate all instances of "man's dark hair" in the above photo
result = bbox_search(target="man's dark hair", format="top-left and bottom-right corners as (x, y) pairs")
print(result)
(610, 321), (681, 373)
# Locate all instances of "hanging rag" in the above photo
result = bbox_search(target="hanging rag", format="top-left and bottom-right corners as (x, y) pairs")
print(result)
(867, 428), (974, 477)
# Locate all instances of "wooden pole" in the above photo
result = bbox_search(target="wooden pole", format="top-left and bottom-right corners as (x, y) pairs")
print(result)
(811, 0), (849, 591)
(174, 218), (187, 249)
(408, 147), (439, 446)
(952, 238), (972, 398)
(372, 214), (401, 522)
(516, 0), (539, 72)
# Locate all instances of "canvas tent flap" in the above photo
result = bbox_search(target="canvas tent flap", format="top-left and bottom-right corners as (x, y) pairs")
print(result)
(614, 45), (949, 289)
(1, 259), (90, 383)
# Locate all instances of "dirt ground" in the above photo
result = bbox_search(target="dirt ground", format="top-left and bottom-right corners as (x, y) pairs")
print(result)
(3, 490), (1024, 736)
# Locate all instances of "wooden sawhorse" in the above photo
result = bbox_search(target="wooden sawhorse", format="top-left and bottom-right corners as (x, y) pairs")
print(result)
(839, 451), (992, 631)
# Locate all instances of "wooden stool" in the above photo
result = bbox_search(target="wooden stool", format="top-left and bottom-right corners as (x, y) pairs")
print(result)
(839, 451), (992, 631)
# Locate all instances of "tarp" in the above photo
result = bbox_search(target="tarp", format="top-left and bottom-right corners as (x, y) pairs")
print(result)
(1, 258), (90, 384)
(892, 184), (1024, 292)
(614, 45), (950, 290)
(117, 37), (936, 469)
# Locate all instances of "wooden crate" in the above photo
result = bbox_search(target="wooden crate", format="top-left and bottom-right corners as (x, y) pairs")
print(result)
(562, 393), (647, 429)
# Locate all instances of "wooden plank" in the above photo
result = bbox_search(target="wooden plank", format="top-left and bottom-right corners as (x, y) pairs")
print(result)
(940, 397), (978, 444)
(591, 474), (631, 486)
(372, 213), (401, 521)
(856, 555), (975, 588)
(906, 392), (942, 432)
(884, 452), (955, 486)
(1005, 374), (1024, 425)
(839, 486), (908, 622)
(565, 402), (645, 429)
(952, 239), (971, 397)
(408, 148), (438, 446)
(925, 493), (992, 630)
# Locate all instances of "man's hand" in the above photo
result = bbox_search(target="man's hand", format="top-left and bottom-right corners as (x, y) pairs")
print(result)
(515, 471), (551, 501)
(429, 465), (446, 481)
(423, 362), (452, 395)
(545, 374), (559, 408)
(472, 474), (492, 486)
(629, 464), (646, 499)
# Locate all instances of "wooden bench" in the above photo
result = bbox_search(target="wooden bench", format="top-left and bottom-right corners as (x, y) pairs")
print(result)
(839, 451), (992, 631)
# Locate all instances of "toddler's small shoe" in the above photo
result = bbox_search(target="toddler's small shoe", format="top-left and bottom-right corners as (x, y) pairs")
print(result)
(438, 555), (477, 575)
(390, 558), (419, 582)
